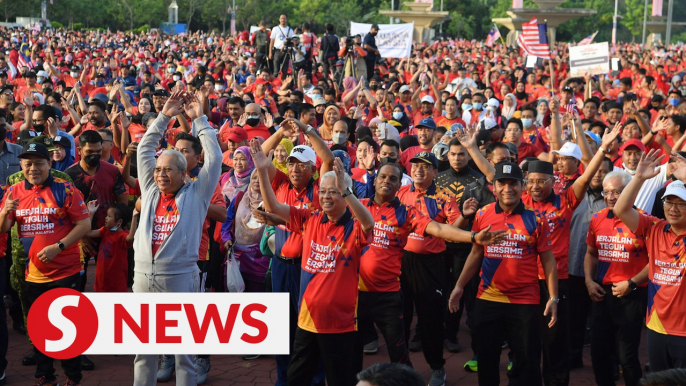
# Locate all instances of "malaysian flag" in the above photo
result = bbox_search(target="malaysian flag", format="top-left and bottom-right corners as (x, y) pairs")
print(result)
(485, 23), (501, 47)
(578, 31), (598, 46)
(517, 18), (551, 59)
(17, 43), (34, 69)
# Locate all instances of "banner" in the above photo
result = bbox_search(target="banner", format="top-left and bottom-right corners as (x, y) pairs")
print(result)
(568, 42), (610, 77)
(350, 22), (413, 58)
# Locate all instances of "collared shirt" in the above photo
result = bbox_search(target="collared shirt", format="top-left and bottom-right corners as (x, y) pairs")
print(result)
(473, 201), (552, 304)
(4, 174), (89, 283)
(359, 197), (432, 293)
(553, 171), (580, 195)
(287, 206), (370, 334)
(522, 188), (582, 280)
(635, 214), (686, 337)
(0, 140), (21, 184)
(273, 169), (320, 258)
(615, 164), (668, 212)
(587, 208), (648, 286)
(397, 181), (461, 254)
(567, 188), (606, 277)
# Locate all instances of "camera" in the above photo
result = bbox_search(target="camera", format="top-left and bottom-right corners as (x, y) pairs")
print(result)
(284, 37), (294, 49)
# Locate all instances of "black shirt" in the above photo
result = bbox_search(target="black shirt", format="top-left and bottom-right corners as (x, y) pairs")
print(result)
(363, 33), (377, 62)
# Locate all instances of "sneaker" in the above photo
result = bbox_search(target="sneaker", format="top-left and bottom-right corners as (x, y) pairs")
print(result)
(241, 354), (260, 360)
(195, 357), (210, 385)
(0, 371), (5, 386)
(501, 340), (509, 349)
(507, 360), (513, 371)
(157, 354), (175, 382)
(428, 367), (446, 386)
(34, 377), (58, 386)
(63, 378), (81, 386)
(443, 338), (461, 353)
(464, 357), (478, 372)
(23, 351), (36, 366)
(80, 355), (94, 371)
(409, 334), (422, 352)
(363, 340), (379, 354)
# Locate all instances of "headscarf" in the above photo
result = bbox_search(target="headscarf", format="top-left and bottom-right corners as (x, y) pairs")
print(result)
(501, 93), (517, 121)
(382, 122), (401, 144)
(221, 146), (254, 201)
(272, 137), (294, 174)
(343, 77), (358, 92)
(319, 105), (340, 141)
(234, 170), (265, 246)
(536, 99), (549, 126)
(392, 104), (411, 133)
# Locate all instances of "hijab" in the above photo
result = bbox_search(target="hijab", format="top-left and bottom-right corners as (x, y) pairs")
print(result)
(501, 93), (517, 121)
(319, 105), (340, 141)
(343, 77), (358, 92)
(221, 146), (255, 202)
(272, 137), (294, 174)
(234, 170), (265, 246)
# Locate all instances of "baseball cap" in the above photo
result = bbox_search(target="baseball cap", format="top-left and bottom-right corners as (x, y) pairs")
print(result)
(584, 131), (601, 146)
(17, 129), (38, 146)
(662, 181), (686, 202)
(313, 97), (326, 107)
(0, 84), (13, 94)
(420, 95), (435, 104)
(288, 145), (317, 164)
(479, 117), (499, 131)
(70, 65), (80, 72)
(527, 160), (555, 175)
(504, 142), (518, 158)
(619, 139), (646, 155)
(562, 86), (573, 93)
(152, 89), (170, 97)
(28, 135), (58, 152)
(52, 135), (71, 150)
(493, 161), (524, 181)
(36, 70), (49, 79)
(477, 128), (493, 146)
(409, 151), (438, 168)
(226, 127), (248, 143)
(18, 142), (50, 160)
(486, 98), (500, 108)
(552, 142), (582, 161)
(399, 85), (411, 93)
(416, 117), (437, 130)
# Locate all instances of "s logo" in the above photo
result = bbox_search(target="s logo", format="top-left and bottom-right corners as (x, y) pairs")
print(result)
(27, 288), (98, 359)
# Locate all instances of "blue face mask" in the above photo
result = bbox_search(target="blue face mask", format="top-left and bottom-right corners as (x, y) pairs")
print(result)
(473, 102), (483, 111)
(462, 104), (472, 111)
(96, 80), (105, 87)
(521, 118), (533, 128)
(109, 226), (118, 232)
(669, 98), (680, 106)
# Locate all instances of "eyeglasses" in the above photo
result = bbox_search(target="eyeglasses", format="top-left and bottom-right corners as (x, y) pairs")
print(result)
(662, 199), (686, 211)
(526, 178), (552, 186)
(601, 190), (623, 197)
(154, 167), (178, 175)
(287, 162), (311, 171)
(318, 189), (341, 197)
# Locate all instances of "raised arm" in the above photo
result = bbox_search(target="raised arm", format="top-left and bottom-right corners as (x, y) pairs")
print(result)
(185, 94), (222, 201)
(572, 123), (621, 200)
(290, 118), (335, 174)
(457, 125), (495, 181)
(333, 158), (374, 235)
(614, 149), (665, 233)
(251, 139), (291, 221)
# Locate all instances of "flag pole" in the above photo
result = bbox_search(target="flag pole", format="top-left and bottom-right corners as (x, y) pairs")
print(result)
(546, 19), (556, 94)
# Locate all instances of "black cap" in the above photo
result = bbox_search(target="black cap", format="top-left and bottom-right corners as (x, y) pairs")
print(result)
(70, 65), (80, 72)
(493, 161), (524, 181)
(17, 130), (38, 146)
(527, 160), (554, 175)
(562, 86), (573, 93)
(153, 88), (170, 97)
(504, 142), (519, 157)
(409, 151), (438, 168)
(18, 142), (51, 160)
(371, 24), (380, 30)
(477, 128), (492, 146)
(0, 84), (12, 94)
(52, 135), (71, 150)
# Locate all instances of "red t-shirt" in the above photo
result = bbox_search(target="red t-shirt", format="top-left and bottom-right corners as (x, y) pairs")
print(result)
(128, 122), (147, 143)
(397, 182), (461, 254)
(94, 227), (132, 292)
(586, 208), (648, 286)
(517, 141), (542, 162)
(359, 197), (431, 292)
(635, 213), (686, 337)
(522, 188), (581, 280)
(6, 176), (89, 283)
(473, 201), (552, 304)
(152, 192), (179, 257)
(244, 124), (271, 141)
(435, 115), (466, 129)
(287, 206), (370, 333)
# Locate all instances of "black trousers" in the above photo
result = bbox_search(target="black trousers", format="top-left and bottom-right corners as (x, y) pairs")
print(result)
(0, 258), (8, 374)
(354, 291), (411, 373)
(539, 279), (570, 386)
(474, 299), (542, 386)
(288, 327), (357, 386)
(273, 50), (289, 78)
(567, 274), (590, 365)
(24, 273), (81, 382)
(464, 270), (481, 355)
(401, 251), (446, 370)
(365, 58), (375, 79)
(444, 244), (471, 340)
(590, 285), (646, 386)
(647, 329), (686, 371)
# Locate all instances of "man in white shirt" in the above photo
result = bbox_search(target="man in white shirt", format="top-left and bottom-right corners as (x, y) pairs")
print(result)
(614, 139), (670, 211)
(269, 14), (294, 79)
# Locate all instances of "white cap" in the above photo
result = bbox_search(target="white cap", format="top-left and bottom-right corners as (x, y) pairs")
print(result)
(663, 181), (686, 202)
(421, 95), (435, 104)
(552, 142), (582, 161)
(313, 97), (326, 107)
(399, 85), (411, 93)
(486, 98), (500, 108)
(288, 145), (317, 164)
(36, 70), (49, 78)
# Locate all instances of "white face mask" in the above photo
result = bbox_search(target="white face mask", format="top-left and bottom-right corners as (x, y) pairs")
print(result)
(109, 226), (119, 232)
(167, 67), (175, 73)
(215, 84), (224, 92)
(70, 72), (78, 78)
(332, 132), (347, 145)
(392, 112), (403, 121)
(173, 75), (181, 81)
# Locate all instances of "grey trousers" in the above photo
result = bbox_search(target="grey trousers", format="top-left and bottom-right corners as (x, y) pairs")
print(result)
(132, 270), (200, 386)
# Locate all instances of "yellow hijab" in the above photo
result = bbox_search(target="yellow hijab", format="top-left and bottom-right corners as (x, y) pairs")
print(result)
(272, 137), (294, 174)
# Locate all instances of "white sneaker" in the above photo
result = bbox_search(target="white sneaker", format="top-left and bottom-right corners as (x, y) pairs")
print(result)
(363, 340), (379, 354)
(156, 355), (175, 381)
(428, 367), (446, 386)
(195, 357), (211, 385)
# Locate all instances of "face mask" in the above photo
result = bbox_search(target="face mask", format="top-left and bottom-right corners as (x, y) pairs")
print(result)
(462, 104), (472, 111)
(70, 72), (78, 78)
(173, 75), (181, 81)
(246, 117), (260, 127)
(392, 112), (403, 121)
(332, 132), (347, 145)
(521, 118), (533, 128)
(109, 226), (119, 232)
(380, 156), (397, 165)
(36, 78), (44, 84)
(473, 102), (483, 111)
(83, 154), (101, 167)
(669, 98), (680, 106)
(442, 109), (447, 116)
(33, 124), (45, 132)
(215, 84), (224, 92)
(96, 80), (105, 87)
(167, 67), (175, 73)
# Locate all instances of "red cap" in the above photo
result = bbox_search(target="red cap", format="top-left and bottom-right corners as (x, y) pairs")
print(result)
(619, 139), (646, 154)
(226, 127), (248, 143)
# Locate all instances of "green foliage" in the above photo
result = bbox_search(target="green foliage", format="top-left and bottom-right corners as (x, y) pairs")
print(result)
(50, 21), (63, 29)
(621, 0), (645, 41)
(72, 22), (83, 30)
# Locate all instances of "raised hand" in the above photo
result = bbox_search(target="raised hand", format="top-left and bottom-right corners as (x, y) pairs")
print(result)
(23, 90), (34, 106)
(249, 138), (273, 170)
(237, 112), (247, 127)
(184, 93), (204, 120)
(462, 197), (478, 219)
(87, 200), (99, 216)
(161, 90), (186, 117)
(600, 122), (621, 149)
(333, 158), (349, 194)
(474, 224), (506, 245)
(457, 124), (477, 149)
(2, 191), (18, 215)
(635, 149), (665, 180)
(264, 112), (274, 128)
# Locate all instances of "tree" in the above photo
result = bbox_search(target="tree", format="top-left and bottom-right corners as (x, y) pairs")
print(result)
(621, 0), (645, 41)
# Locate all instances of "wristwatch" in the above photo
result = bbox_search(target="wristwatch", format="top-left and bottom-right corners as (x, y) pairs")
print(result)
(56, 241), (66, 251)
(304, 125), (314, 135)
(628, 279), (638, 291)
(341, 187), (354, 198)
(549, 297), (560, 303)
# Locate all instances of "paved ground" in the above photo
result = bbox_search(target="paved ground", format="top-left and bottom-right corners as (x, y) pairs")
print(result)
(4, 259), (649, 385)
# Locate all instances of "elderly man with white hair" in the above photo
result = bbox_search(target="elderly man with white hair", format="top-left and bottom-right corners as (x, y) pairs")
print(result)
(132, 90), (222, 386)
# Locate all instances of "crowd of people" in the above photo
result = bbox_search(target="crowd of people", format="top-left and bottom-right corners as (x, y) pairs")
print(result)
(0, 12), (682, 386)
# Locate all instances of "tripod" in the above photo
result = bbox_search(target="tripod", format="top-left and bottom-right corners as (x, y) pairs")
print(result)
(336, 49), (356, 90)
(278, 46), (295, 80)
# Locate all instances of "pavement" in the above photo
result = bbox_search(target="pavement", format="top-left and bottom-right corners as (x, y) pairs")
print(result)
(4, 259), (648, 385)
